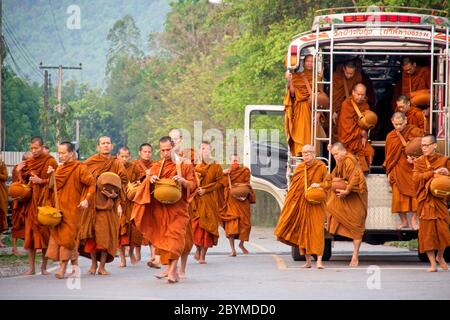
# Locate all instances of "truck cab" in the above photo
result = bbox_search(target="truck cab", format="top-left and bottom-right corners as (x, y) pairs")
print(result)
(243, 6), (450, 261)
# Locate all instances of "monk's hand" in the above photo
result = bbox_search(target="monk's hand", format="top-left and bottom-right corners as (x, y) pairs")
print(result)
(47, 166), (55, 174)
(223, 168), (230, 175)
(310, 183), (321, 188)
(406, 155), (416, 164)
(150, 175), (159, 183)
(29, 174), (43, 184)
(145, 169), (151, 176)
(173, 175), (186, 185)
(336, 188), (350, 198)
(435, 167), (449, 176)
(78, 199), (89, 209)
(16, 161), (26, 172)
(197, 187), (205, 196)
(332, 112), (338, 124)
(117, 204), (123, 217)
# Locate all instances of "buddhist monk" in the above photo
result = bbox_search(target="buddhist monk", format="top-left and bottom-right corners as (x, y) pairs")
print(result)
(396, 95), (425, 132)
(220, 154), (255, 257)
(384, 112), (423, 230)
(132, 136), (196, 283)
(326, 142), (368, 267)
(332, 60), (362, 132)
(79, 136), (128, 275)
(45, 142), (96, 279)
(413, 134), (450, 272)
(169, 128), (195, 279)
(337, 83), (375, 173)
(11, 152), (32, 255)
(352, 57), (376, 107)
(191, 141), (223, 264)
(393, 57), (431, 129)
(285, 55), (327, 156)
(129, 143), (156, 267)
(116, 146), (133, 268)
(0, 157), (7, 248)
(274, 145), (329, 269)
(20, 136), (58, 275)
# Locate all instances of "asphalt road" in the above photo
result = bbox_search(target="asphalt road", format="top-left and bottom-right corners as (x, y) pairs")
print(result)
(0, 227), (449, 300)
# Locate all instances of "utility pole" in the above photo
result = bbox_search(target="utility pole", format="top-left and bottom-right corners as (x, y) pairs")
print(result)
(39, 63), (82, 144)
(43, 70), (49, 143)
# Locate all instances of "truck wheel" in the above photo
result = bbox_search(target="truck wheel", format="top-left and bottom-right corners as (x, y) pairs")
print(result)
(291, 246), (306, 261)
(322, 239), (332, 261)
(418, 251), (429, 262)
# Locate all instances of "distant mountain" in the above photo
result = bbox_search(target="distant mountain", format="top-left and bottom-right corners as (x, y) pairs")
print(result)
(3, 0), (171, 87)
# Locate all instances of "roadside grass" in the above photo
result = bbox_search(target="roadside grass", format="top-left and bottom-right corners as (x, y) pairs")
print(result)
(385, 239), (418, 250)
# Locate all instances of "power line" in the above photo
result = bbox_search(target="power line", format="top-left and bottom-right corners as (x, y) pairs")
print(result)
(3, 17), (43, 79)
(48, 0), (69, 59)
(3, 38), (29, 79)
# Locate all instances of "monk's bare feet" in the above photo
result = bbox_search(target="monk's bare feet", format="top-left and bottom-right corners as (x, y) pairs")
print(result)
(239, 243), (249, 254)
(24, 269), (35, 276)
(167, 272), (179, 284)
(135, 252), (141, 262)
(198, 259), (207, 264)
(229, 250), (237, 257)
(97, 268), (110, 276)
(427, 266), (438, 272)
(147, 260), (161, 269)
(436, 258), (448, 270)
(317, 263), (325, 269)
(88, 267), (97, 275)
(349, 258), (359, 267)
(130, 255), (138, 265)
(396, 223), (408, 230)
(194, 251), (200, 261)
(119, 262), (126, 268)
(154, 270), (168, 279)
(41, 269), (50, 276)
(178, 271), (186, 279)
(55, 272), (65, 279)
(302, 262), (312, 268)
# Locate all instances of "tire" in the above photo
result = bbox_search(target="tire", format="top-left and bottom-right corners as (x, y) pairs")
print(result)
(418, 251), (429, 262)
(322, 238), (332, 261)
(291, 246), (306, 261)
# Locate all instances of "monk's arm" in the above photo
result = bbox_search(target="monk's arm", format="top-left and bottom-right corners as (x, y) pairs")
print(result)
(345, 159), (361, 192)
(80, 166), (96, 200)
(338, 102), (362, 144)
(182, 164), (196, 194)
(202, 166), (223, 194)
(319, 167), (331, 190)
(412, 160), (434, 192)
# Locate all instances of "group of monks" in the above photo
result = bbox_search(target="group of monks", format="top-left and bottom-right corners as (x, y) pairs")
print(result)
(280, 54), (449, 271)
(0, 129), (255, 284)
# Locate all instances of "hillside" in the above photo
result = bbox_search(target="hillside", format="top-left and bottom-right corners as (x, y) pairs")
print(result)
(3, 0), (171, 87)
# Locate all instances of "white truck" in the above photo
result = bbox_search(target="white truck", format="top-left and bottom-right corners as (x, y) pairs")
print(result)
(243, 6), (450, 262)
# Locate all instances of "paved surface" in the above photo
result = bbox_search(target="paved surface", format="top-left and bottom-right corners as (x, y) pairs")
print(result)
(0, 227), (449, 300)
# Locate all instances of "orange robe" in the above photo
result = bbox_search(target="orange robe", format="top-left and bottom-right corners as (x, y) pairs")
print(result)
(46, 161), (96, 261)
(337, 96), (374, 172)
(275, 160), (329, 255)
(405, 107), (425, 132)
(118, 161), (134, 246)
(191, 162), (223, 248)
(219, 166), (255, 241)
(284, 70), (325, 156)
(131, 158), (195, 265)
(0, 161), (8, 233)
(79, 154), (128, 263)
(393, 66), (431, 128)
(326, 154), (367, 240)
(179, 148), (196, 256)
(384, 125), (423, 213)
(413, 153), (450, 253)
(128, 159), (154, 247)
(332, 65), (362, 117)
(11, 164), (25, 239)
(21, 153), (58, 250)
